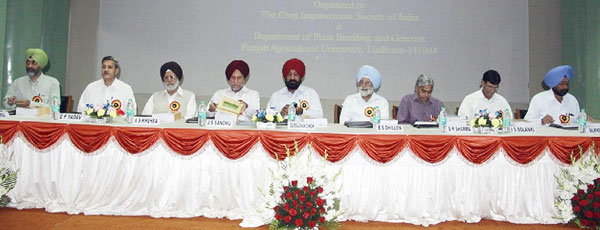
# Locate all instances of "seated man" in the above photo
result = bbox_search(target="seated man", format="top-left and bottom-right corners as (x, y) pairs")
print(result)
(3, 48), (60, 110)
(142, 61), (197, 120)
(77, 56), (136, 113)
(267, 58), (323, 119)
(397, 74), (444, 124)
(209, 60), (259, 121)
(339, 65), (389, 123)
(458, 70), (512, 120)
(524, 65), (581, 125)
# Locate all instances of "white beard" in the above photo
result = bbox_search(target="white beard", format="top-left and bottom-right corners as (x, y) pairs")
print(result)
(164, 80), (180, 91)
(359, 87), (373, 97)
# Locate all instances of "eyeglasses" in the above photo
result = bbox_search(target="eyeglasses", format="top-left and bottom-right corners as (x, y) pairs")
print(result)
(358, 80), (373, 87)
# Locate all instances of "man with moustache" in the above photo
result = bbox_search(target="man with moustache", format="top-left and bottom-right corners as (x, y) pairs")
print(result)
(77, 56), (136, 113)
(525, 65), (582, 125)
(339, 65), (389, 123)
(209, 60), (259, 121)
(142, 61), (197, 120)
(397, 74), (444, 124)
(458, 70), (512, 120)
(267, 58), (323, 119)
(3, 48), (60, 110)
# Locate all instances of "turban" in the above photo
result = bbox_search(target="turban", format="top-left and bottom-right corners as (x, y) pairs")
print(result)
(282, 58), (305, 79)
(544, 65), (573, 88)
(25, 48), (48, 69)
(225, 60), (250, 80)
(356, 65), (381, 89)
(160, 61), (183, 81)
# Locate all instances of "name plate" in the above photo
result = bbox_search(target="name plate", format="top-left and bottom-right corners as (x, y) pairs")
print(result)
(133, 117), (160, 125)
(287, 121), (316, 130)
(206, 119), (235, 128)
(59, 113), (82, 121)
(588, 127), (600, 134)
(447, 125), (472, 133)
(375, 120), (403, 132)
(509, 126), (536, 133)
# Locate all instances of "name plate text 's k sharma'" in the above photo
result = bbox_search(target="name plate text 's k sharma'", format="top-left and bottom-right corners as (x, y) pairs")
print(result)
(447, 125), (472, 133)
(206, 119), (235, 128)
(288, 122), (316, 130)
(59, 113), (82, 121)
(133, 117), (160, 125)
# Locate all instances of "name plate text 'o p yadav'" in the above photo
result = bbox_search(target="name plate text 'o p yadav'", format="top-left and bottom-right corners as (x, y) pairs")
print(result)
(59, 113), (83, 121)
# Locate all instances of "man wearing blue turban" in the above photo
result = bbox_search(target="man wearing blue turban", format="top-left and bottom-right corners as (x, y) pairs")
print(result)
(3, 48), (60, 110)
(339, 65), (389, 123)
(524, 65), (582, 125)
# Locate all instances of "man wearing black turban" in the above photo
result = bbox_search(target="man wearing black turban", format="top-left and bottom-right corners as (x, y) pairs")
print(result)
(208, 60), (260, 121)
(142, 61), (197, 120)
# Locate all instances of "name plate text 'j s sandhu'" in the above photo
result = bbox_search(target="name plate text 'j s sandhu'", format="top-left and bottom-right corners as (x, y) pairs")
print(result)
(133, 117), (160, 125)
(447, 125), (472, 133)
(206, 119), (235, 128)
(375, 120), (403, 132)
(287, 121), (315, 130)
(59, 113), (82, 121)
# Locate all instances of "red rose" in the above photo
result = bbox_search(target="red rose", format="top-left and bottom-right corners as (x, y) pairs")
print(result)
(589, 184), (595, 191)
(284, 186), (289, 192)
(307, 177), (313, 184)
(579, 189), (586, 195)
(573, 206), (581, 212)
(580, 200), (589, 207)
(319, 217), (326, 223)
(594, 212), (600, 219)
(594, 191), (600, 197)
(595, 178), (600, 185)
(275, 213), (282, 220)
(284, 215), (292, 224)
(303, 186), (309, 193)
(286, 192), (293, 199)
(309, 220), (316, 228)
(294, 190), (300, 197)
(292, 200), (299, 207)
(585, 210), (593, 219)
(280, 194), (285, 200)
(295, 219), (303, 227)
(311, 208), (317, 215)
(299, 195), (306, 202)
(291, 180), (298, 187)
(318, 186), (324, 193)
(289, 208), (298, 217)
(283, 203), (290, 210)
(582, 219), (589, 226)
(594, 202), (600, 209)
(588, 194), (594, 200)
(590, 221), (596, 228)
(316, 198), (325, 206)
(310, 191), (316, 197)
(274, 206), (279, 212)
(303, 212), (310, 219)
(306, 201), (313, 208)
(573, 195), (580, 201)
(320, 207), (326, 214)
(299, 205), (304, 211)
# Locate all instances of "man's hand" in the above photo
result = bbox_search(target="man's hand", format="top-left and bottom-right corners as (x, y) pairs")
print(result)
(238, 100), (248, 112)
(296, 105), (303, 115)
(280, 104), (289, 116)
(208, 102), (217, 112)
(541, 114), (554, 125)
(6, 96), (16, 106)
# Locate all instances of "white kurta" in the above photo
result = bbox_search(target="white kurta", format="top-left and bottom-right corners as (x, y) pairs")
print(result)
(77, 79), (137, 113)
(3, 74), (60, 110)
(524, 89), (580, 125)
(339, 92), (389, 123)
(458, 89), (513, 120)
(209, 86), (260, 121)
(142, 87), (197, 120)
(266, 85), (323, 119)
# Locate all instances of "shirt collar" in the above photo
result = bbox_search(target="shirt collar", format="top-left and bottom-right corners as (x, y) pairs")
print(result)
(478, 88), (495, 101)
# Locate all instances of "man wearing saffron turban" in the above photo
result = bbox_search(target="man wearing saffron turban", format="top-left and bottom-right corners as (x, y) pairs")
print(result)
(525, 65), (582, 125)
(267, 58), (323, 119)
(209, 60), (259, 121)
(458, 70), (512, 120)
(3, 48), (60, 110)
(142, 61), (197, 120)
(77, 56), (136, 113)
(339, 65), (389, 123)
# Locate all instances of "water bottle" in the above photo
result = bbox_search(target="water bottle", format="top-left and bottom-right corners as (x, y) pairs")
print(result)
(503, 108), (511, 133)
(198, 100), (207, 126)
(288, 102), (296, 122)
(126, 99), (134, 123)
(578, 109), (587, 133)
(438, 107), (447, 133)
(51, 96), (60, 120)
(373, 106), (381, 124)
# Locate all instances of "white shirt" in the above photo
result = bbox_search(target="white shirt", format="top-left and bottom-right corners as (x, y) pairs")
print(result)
(209, 86), (260, 121)
(3, 74), (60, 110)
(524, 89), (580, 125)
(266, 85), (323, 119)
(142, 87), (197, 120)
(77, 78), (137, 113)
(339, 92), (389, 123)
(458, 89), (513, 120)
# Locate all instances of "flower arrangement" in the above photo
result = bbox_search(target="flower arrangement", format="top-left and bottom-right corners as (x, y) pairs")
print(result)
(260, 143), (343, 230)
(0, 137), (18, 208)
(554, 144), (600, 228)
(252, 108), (284, 123)
(85, 101), (125, 119)
(469, 109), (504, 128)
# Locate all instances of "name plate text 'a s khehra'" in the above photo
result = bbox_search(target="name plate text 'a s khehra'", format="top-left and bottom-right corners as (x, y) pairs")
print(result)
(206, 119), (235, 128)
(59, 113), (83, 121)
(287, 121), (315, 130)
(133, 117), (160, 125)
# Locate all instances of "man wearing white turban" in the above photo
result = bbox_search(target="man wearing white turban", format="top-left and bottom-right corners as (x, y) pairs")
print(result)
(3, 48), (60, 110)
(524, 65), (581, 125)
(339, 65), (389, 123)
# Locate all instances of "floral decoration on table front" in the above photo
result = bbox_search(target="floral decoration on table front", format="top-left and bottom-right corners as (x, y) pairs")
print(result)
(0, 137), (18, 208)
(469, 109), (504, 128)
(554, 144), (600, 229)
(260, 143), (343, 230)
(85, 100), (125, 119)
(252, 108), (284, 123)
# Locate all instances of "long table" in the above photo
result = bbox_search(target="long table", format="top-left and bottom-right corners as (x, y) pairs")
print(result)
(1, 117), (599, 227)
